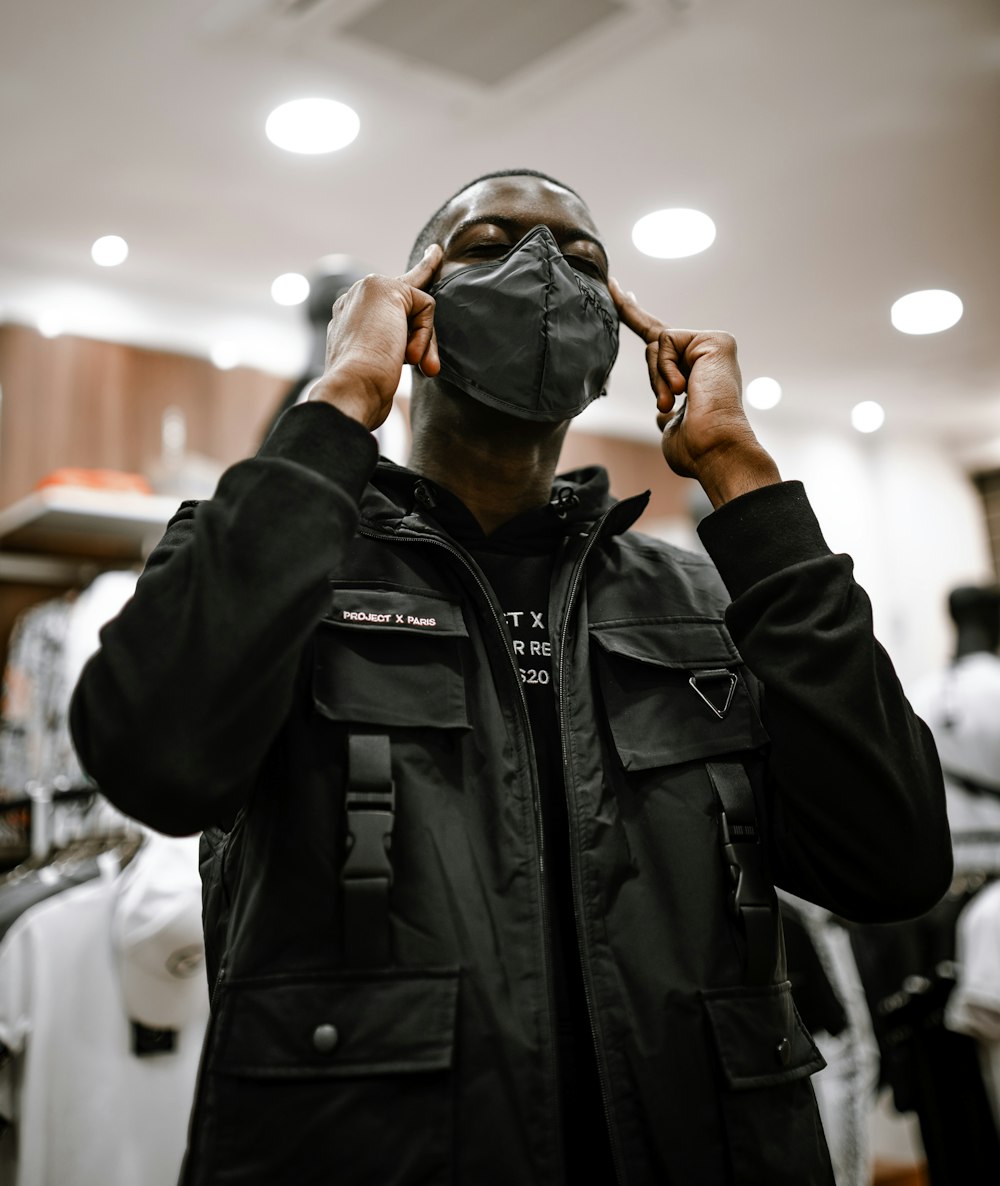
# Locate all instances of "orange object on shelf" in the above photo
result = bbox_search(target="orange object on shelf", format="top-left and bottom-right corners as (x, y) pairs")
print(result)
(872, 1162), (929, 1186)
(34, 469), (153, 495)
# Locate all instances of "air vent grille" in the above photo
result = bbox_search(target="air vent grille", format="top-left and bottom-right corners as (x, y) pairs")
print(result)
(341, 0), (626, 88)
(201, 0), (693, 109)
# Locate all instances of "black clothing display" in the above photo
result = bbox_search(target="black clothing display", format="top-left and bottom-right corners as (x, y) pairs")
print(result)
(851, 877), (1000, 1184)
(70, 401), (951, 1186)
(0, 858), (101, 939)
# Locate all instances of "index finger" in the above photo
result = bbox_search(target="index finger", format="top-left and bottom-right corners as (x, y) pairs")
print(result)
(399, 243), (443, 291)
(609, 277), (668, 343)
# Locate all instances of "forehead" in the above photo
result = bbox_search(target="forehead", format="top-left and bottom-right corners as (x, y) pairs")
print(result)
(439, 175), (600, 240)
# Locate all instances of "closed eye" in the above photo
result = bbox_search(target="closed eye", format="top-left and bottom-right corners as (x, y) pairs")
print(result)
(458, 241), (607, 282)
(565, 254), (606, 281)
(463, 242), (510, 257)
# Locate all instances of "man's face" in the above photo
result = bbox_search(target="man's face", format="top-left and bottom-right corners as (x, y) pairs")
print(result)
(431, 175), (609, 290)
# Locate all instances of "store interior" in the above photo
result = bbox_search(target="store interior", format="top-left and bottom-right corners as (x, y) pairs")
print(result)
(0, 1), (998, 1184)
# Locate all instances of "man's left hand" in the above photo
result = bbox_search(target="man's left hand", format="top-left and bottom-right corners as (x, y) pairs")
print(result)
(610, 279), (781, 508)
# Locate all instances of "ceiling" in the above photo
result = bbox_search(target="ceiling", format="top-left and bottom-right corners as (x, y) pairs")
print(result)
(1, 0), (998, 456)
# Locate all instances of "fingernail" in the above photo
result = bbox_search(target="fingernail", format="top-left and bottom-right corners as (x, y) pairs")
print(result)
(627, 290), (637, 303)
(422, 245), (435, 259)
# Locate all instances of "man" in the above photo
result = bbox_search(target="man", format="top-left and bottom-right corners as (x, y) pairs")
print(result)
(70, 169), (951, 1186)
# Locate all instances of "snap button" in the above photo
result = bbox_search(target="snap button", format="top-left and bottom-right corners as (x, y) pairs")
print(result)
(312, 1024), (339, 1054)
(775, 1036), (791, 1066)
(414, 482), (437, 509)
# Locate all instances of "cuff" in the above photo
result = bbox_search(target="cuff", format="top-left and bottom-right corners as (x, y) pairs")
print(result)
(257, 400), (379, 506)
(696, 480), (832, 599)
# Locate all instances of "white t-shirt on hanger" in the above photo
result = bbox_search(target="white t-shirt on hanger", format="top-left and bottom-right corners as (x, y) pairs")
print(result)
(0, 837), (208, 1186)
(945, 878), (1000, 1133)
(909, 652), (1000, 871)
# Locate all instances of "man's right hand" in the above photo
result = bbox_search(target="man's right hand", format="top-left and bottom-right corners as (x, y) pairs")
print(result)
(308, 243), (442, 430)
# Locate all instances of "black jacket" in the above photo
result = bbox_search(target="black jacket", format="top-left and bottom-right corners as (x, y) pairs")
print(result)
(70, 401), (952, 1186)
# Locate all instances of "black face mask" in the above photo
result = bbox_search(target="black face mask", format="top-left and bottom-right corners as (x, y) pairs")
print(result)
(428, 225), (619, 423)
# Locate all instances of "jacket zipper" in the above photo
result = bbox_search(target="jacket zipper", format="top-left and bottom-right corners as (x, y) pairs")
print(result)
(209, 959), (227, 1012)
(357, 522), (566, 1184)
(557, 509), (627, 1186)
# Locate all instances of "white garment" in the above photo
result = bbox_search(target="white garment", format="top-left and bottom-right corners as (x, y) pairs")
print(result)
(909, 653), (1000, 872)
(0, 838), (208, 1186)
(63, 569), (139, 698)
(779, 893), (880, 1186)
(945, 879), (1000, 1133)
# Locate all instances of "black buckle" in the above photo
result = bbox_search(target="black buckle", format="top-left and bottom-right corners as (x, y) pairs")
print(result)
(719, 809), (764, 915)
(344, 789), (395, 885)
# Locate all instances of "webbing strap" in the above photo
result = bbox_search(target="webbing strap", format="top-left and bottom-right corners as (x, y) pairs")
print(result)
(342, 733), (395, 967)
(706, 760), (777, 985)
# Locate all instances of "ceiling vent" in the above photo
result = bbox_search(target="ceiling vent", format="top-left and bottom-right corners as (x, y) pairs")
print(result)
(338, 0), (626, 89)
(204, 0), (694, 107)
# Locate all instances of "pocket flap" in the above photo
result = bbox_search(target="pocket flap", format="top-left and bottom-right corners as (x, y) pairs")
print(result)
(314, 589), (470, 729)
(214, 969), (460, 1080)
(590, 619), (766, 769)
(702, 981), (826, 1091)
(327, 588), (467, 638)
(590, 618), (739, 669)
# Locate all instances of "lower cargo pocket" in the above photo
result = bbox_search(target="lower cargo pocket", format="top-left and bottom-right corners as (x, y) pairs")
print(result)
(702, 981), (834, 1186)
(196, 968), (459, 1186)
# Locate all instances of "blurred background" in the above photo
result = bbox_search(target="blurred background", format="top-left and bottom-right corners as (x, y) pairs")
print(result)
(0, 2), (998, 1182)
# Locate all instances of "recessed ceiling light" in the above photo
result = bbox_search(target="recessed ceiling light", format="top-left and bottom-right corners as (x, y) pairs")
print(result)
(890, 289), (963, 335)
(851, 400), (885, 433)
(745, 377), (782, 410)
(265, 98), (360, 155)
(210, 341), (240, 370)
(271, 273), (310, 306)
(37, 312), (64, 338)
(631, 208), (716, 259)
(91, 235), (129, 267)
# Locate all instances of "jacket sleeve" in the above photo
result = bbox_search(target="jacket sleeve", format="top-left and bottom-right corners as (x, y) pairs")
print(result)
(69, 402), (379, 836)
(697, 480), (952, 923)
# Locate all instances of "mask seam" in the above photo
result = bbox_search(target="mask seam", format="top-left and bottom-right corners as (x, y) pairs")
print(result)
(536, 236), (556, 413)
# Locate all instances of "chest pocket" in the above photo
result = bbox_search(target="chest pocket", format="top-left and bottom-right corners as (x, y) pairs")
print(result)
(313, 588), (470, 730)
(590, 617), (768, 770)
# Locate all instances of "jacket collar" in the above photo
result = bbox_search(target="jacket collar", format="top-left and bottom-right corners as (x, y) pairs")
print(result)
(359, 459), (649, 543)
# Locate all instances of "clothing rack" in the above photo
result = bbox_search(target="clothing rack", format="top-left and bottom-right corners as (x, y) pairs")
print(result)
(0, 782), (109, 860)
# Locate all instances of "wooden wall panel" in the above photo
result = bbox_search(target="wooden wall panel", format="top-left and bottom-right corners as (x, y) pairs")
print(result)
(0, 325), (289, 672)
(0, 324), (285, 508)
(559, 427), (691, 526)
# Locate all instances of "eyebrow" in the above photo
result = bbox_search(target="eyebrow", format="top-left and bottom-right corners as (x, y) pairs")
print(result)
(447, 215), (609, 266)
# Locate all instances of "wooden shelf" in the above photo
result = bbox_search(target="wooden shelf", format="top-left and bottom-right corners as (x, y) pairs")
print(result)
(0, 487), (179, 572)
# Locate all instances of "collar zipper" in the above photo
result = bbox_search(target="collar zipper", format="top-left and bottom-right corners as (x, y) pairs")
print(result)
(556, 508), (627, 1186)
(357, 520), (567, 1184)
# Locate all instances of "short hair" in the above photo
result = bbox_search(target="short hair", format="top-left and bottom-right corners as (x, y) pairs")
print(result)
(407, 168), (588, 268)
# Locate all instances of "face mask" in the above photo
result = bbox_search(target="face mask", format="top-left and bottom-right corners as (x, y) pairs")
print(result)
(427, 224), (619, 423)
